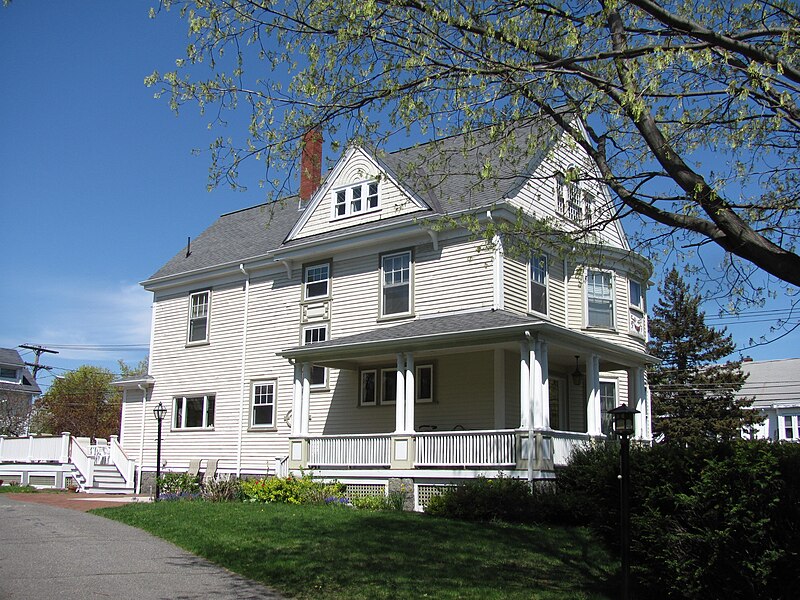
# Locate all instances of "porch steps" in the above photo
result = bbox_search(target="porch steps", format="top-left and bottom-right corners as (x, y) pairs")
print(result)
(74, 464), (135, 495)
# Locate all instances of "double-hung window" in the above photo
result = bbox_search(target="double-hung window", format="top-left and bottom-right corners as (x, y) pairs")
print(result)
(303, 325), (328, 388)
(628, 279), (646, 337)
(173, 395), (215, 429)
(783, 415), (800, 440)
(251, 381), (276, 428)
(530, 254), (548, 315)
(360, 370), (377, 406)
(332, 181), (380, 219)
(381, 251), (412, 317)
(586, 270), (614, 329)
(304, 263), (330, 299)
(187, 290), (210, 344)
(599, 381), (617, 436)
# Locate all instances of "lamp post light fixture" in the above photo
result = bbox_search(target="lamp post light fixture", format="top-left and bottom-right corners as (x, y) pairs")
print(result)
(608, 402), (640, 600)
(152, 401), (167, 501)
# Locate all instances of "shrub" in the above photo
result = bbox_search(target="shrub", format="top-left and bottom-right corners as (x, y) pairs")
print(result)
(425, 475), (535, 523)
(202, 477), (243, 502)
(157, 472), (201, 496)
(241, 473), (345, 505)
(351, 491), (405, 511)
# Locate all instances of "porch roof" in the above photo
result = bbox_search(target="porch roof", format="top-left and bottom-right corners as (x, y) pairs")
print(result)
(278, 309), (656, 368)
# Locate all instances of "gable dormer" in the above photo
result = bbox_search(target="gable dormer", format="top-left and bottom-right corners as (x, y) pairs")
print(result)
(286, 146), (432, 242)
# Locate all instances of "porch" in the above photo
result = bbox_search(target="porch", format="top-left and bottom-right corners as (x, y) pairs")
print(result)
(0, 432), (135, 493)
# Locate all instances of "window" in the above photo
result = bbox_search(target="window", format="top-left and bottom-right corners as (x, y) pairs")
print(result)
(381, 369), (398, 404)
(783, 415), (800, 440)
(304, 263), (330, 299)
(332, 180), (380, 219)
(381, 251), (412, 317)
(530, 254), (548, 315)
(187, 291), (210, 343)
(302, 325), (328, 388)
(0, 367), (17, 381)
(360, 370), (377, 406)
(629, 280), (643, 310)
(586, 270), (614, 328)
(555, 170), (593, 223)
(173, 395), (215, 429)
(600, 381), (617, 436)
(251, 382), (276, 428)
(629, 279), (646, 337)
(416, 364), (434, 403)
(567, 182), (583, 222)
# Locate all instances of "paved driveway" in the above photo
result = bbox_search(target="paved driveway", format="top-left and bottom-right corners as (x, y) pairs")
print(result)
(0, 495), (285, 599)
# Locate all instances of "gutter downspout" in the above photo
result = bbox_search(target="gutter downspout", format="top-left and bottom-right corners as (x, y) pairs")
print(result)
(236, 263), (251, 477)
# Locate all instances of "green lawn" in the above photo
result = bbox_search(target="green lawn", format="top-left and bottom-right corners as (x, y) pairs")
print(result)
(97, 502), (614, 599)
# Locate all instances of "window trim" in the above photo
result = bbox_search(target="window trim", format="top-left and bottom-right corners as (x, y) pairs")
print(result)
(172, 394), (215, 430)
(250, 380), (277, 430)
(585, 269), (615, 330)
(379, 249), (413, 319)
(599, 379), (618, 437)
(629, 279), (644, 311)
(360, 369), (377, 406)
(303, 261), (331, 300)
(0, 367), (18, 382)
(782, 414), (800, 440)
(302, 324), (329, 390)
(529, 253), (549, 316)
(187, 290), (211, 345)
(331, 180), (381, 220)
(380, 368), (398, 405)
(415, 364), (434, 403)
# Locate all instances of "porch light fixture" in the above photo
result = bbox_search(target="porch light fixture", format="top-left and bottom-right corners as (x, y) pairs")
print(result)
(571, 355), (583, 386)
(608, 402), (640, 600)
(152, 402), (167, 501)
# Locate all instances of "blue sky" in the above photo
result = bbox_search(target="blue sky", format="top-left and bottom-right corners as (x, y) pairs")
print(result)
(1, 2), (797, 392)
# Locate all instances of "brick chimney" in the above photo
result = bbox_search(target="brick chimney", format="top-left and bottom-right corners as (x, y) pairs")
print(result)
(299, 128), (323, 204)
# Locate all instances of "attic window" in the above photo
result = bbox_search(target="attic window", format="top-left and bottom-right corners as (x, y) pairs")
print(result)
(0, 367), (18, 381)
(332, 181), (380, 219)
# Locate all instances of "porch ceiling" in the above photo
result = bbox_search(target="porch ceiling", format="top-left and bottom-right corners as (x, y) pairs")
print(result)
(279, 309), (656, 369)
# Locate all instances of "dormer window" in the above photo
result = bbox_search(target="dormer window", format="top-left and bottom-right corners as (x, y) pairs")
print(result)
(555, 170), (593, 224)
(0, 367), (18, 382)
(332, 181), (380, 219)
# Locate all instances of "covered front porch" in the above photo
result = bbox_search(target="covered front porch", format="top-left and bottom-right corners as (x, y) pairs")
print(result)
(280, 310), (653, 480)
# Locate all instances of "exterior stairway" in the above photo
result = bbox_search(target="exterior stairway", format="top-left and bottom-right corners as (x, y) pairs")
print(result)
(72, 463), (135, 494)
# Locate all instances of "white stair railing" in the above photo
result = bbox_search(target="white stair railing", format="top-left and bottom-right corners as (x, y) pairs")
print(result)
(108, 435), (135, 487)
(70, 438), (95, 489)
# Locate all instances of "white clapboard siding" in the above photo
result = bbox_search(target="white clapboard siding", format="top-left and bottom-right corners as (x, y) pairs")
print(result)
(294, 150), (426, 240)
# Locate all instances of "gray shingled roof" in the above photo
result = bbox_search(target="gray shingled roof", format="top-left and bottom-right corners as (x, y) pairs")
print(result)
(146, 118), (560, 283)
(279, 309), (544, 359)
(0, 348), (41, 395)
(739, 358), (800, 407)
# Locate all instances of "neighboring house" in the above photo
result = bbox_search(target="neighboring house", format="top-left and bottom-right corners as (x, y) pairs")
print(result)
(740, 358), (800, 441)
(115, 119), (655, 506)
(0, 348), (40, 436)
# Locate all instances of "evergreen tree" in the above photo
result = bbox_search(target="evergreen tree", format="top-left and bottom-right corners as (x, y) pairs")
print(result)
(648, 268), (761, 444)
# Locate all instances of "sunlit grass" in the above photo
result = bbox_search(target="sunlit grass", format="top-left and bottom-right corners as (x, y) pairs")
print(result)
(98, 501), (614, 599)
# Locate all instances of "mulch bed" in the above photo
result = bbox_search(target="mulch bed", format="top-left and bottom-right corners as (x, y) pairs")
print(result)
(3, 492), (146, 512)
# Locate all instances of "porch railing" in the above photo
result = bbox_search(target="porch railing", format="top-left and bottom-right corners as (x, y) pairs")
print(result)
(308, 433), (391, 467)
(109, 435), (135, 487)
(415, 429), (517, 467)
(0, 433), (70, 463)
(549, 430), (592, 466)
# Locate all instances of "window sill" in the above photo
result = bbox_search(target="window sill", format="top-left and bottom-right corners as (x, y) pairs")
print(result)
(248, 426), (277, 432)
(331, 207), (381, 222)
(583, 326), (618, 334)
(170, 427), (215, 433)
(185, 340), (210, 348)
(377, 312), (415, 323)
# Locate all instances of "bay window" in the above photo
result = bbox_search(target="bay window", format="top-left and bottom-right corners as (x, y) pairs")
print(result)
(586, 270), (614, 328)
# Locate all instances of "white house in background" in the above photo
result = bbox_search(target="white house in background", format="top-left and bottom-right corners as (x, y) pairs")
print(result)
(740, 358), (800, 441)
(0, 348), (40, 436)
(115, 118), (655, 507)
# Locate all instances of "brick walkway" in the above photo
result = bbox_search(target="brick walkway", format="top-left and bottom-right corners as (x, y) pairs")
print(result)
(3, 491), (149, 511)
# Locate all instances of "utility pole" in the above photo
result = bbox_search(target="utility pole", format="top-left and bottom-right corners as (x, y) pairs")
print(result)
(19, 344), (59, 379)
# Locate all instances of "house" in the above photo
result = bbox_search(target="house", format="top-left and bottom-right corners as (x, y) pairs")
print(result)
(115, 119), (655, 507)
(0, 348), (40, 437)
(739, 358), (800, 441)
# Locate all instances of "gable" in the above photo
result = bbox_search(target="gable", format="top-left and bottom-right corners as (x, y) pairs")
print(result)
(287, 147), (432, 241)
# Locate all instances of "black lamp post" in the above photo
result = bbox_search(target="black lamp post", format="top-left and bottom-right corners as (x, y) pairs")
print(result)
(608, 402), (639, 600)
(152, 401), (167, 500)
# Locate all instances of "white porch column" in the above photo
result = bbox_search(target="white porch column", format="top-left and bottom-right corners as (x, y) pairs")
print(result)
(493, 348), (506, 429)
(300, 363), (311, 436)
(291, 363), (303, 436)
(59, 432), (71, 463)
(395, 353), (407, 433)
(586, 354), (601, 436)
(531, 341), (543, 429)
(519, 340), (531, 429)
(492, 234), (505, 310)
(629, 367), (648, 439)
(404, 352), (415, 433)
(540, 341), (551, 430)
